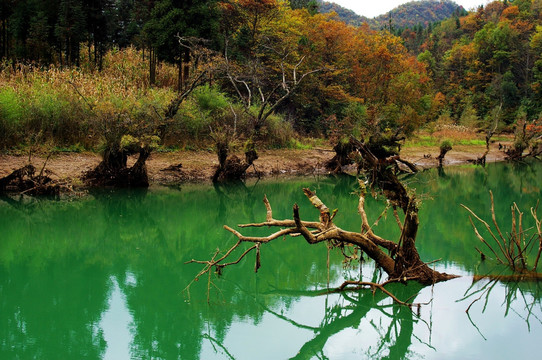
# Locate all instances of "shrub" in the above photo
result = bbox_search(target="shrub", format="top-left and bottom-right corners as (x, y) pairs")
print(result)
(439, 139), (453, 152)
(0, 87), (25, 147)
(261, 112), (296, 148)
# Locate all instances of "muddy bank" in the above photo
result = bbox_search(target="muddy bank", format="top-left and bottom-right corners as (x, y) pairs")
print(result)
(0, 143), (509, 187)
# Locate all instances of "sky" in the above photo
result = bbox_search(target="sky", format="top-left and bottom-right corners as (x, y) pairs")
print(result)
(330, 0), (490, 18)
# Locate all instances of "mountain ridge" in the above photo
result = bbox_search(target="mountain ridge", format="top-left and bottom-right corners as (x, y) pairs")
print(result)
(318, 0), (466, 29)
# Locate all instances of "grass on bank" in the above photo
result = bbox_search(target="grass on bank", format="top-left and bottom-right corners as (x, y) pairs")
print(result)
(405, 124), (512, 148)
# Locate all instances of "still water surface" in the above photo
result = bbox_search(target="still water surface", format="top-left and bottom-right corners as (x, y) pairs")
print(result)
(1, 161), (541, 359)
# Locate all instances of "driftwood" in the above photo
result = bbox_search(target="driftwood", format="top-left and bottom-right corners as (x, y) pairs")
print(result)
(186, 185), (456, 306)
(187, 137), (457, 305)
(0, 163), (61, 196)
(186, 183), (456, 304)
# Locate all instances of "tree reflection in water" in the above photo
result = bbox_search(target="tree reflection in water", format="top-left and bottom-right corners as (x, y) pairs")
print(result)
(459, 275), (542, 339)
(192, 268), (434, 359)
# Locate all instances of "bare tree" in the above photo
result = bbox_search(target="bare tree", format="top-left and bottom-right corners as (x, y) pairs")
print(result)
(210, 38), (324, 183)
(462, 191), (542, 275)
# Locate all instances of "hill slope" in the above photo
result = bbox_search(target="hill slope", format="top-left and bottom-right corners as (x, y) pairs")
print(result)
(318, 0), (465, 29)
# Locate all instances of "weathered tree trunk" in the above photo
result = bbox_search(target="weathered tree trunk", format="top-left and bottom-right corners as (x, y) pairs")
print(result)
(472, 133), (492, 165)
(437, 144), (452, 167)
(325, 138), (357, 173)
(128, 146), (151, 187)
(212, 142), (258, 183)
(83, 145), (150, 188)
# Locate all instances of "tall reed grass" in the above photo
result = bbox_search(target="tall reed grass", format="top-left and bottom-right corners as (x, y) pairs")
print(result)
(0, 47), (297, 152)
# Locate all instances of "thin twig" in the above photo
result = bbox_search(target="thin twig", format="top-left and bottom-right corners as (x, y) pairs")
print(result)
(461, 204), (510, 263)
(335, 280), (431, 307)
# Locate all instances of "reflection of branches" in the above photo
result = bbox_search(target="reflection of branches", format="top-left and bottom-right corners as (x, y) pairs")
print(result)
(293, 288), (430, 360)
(331, 280), (431, 307)
(459, 276), (542, 337)
(202, 333), (235, 360)
(206, 272), (434, 360)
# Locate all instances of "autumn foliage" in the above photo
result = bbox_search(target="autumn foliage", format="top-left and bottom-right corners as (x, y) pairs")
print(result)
(6, 0), (542, 151)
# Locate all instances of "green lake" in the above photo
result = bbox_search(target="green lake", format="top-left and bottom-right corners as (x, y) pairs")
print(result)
(1, 161), (542, 359)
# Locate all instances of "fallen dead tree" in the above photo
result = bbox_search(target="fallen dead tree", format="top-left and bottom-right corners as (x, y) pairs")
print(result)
(187, 138), (457, 303)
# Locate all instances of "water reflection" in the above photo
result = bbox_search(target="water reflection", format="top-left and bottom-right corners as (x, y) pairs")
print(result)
(1, 161), (542, 359)
(460, 276), (542, 334)
(100, 276), (134, 359)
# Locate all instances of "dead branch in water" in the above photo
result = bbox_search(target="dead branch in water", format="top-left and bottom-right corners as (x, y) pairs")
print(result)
(186, 137), (461, 305)
(186, 182), (456, 304)
(462, 191), (542, 273)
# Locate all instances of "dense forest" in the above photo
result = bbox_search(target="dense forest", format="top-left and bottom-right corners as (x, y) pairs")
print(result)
(0, 0), (541, 153)
(406, 0), (542, 127)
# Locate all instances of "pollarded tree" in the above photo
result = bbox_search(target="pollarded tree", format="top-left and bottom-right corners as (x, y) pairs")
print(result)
(84, 36), (218, 187)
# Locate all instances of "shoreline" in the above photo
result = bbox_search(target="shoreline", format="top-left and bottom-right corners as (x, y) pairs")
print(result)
(0, 142), (509, 188)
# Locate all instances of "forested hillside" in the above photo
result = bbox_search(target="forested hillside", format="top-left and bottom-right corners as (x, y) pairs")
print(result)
(318, 0), (464, 29)
(0, 0), (541, 153)
(318, 1), (366, 26)
(0, 0), (430, 150)
(407, 0), (542, 128)
(370, 0), (465, 29)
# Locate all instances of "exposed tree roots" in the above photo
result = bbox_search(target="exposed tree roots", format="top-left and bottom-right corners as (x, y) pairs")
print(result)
(325, 138), (357, 173)
(212, 142), (259, 183)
